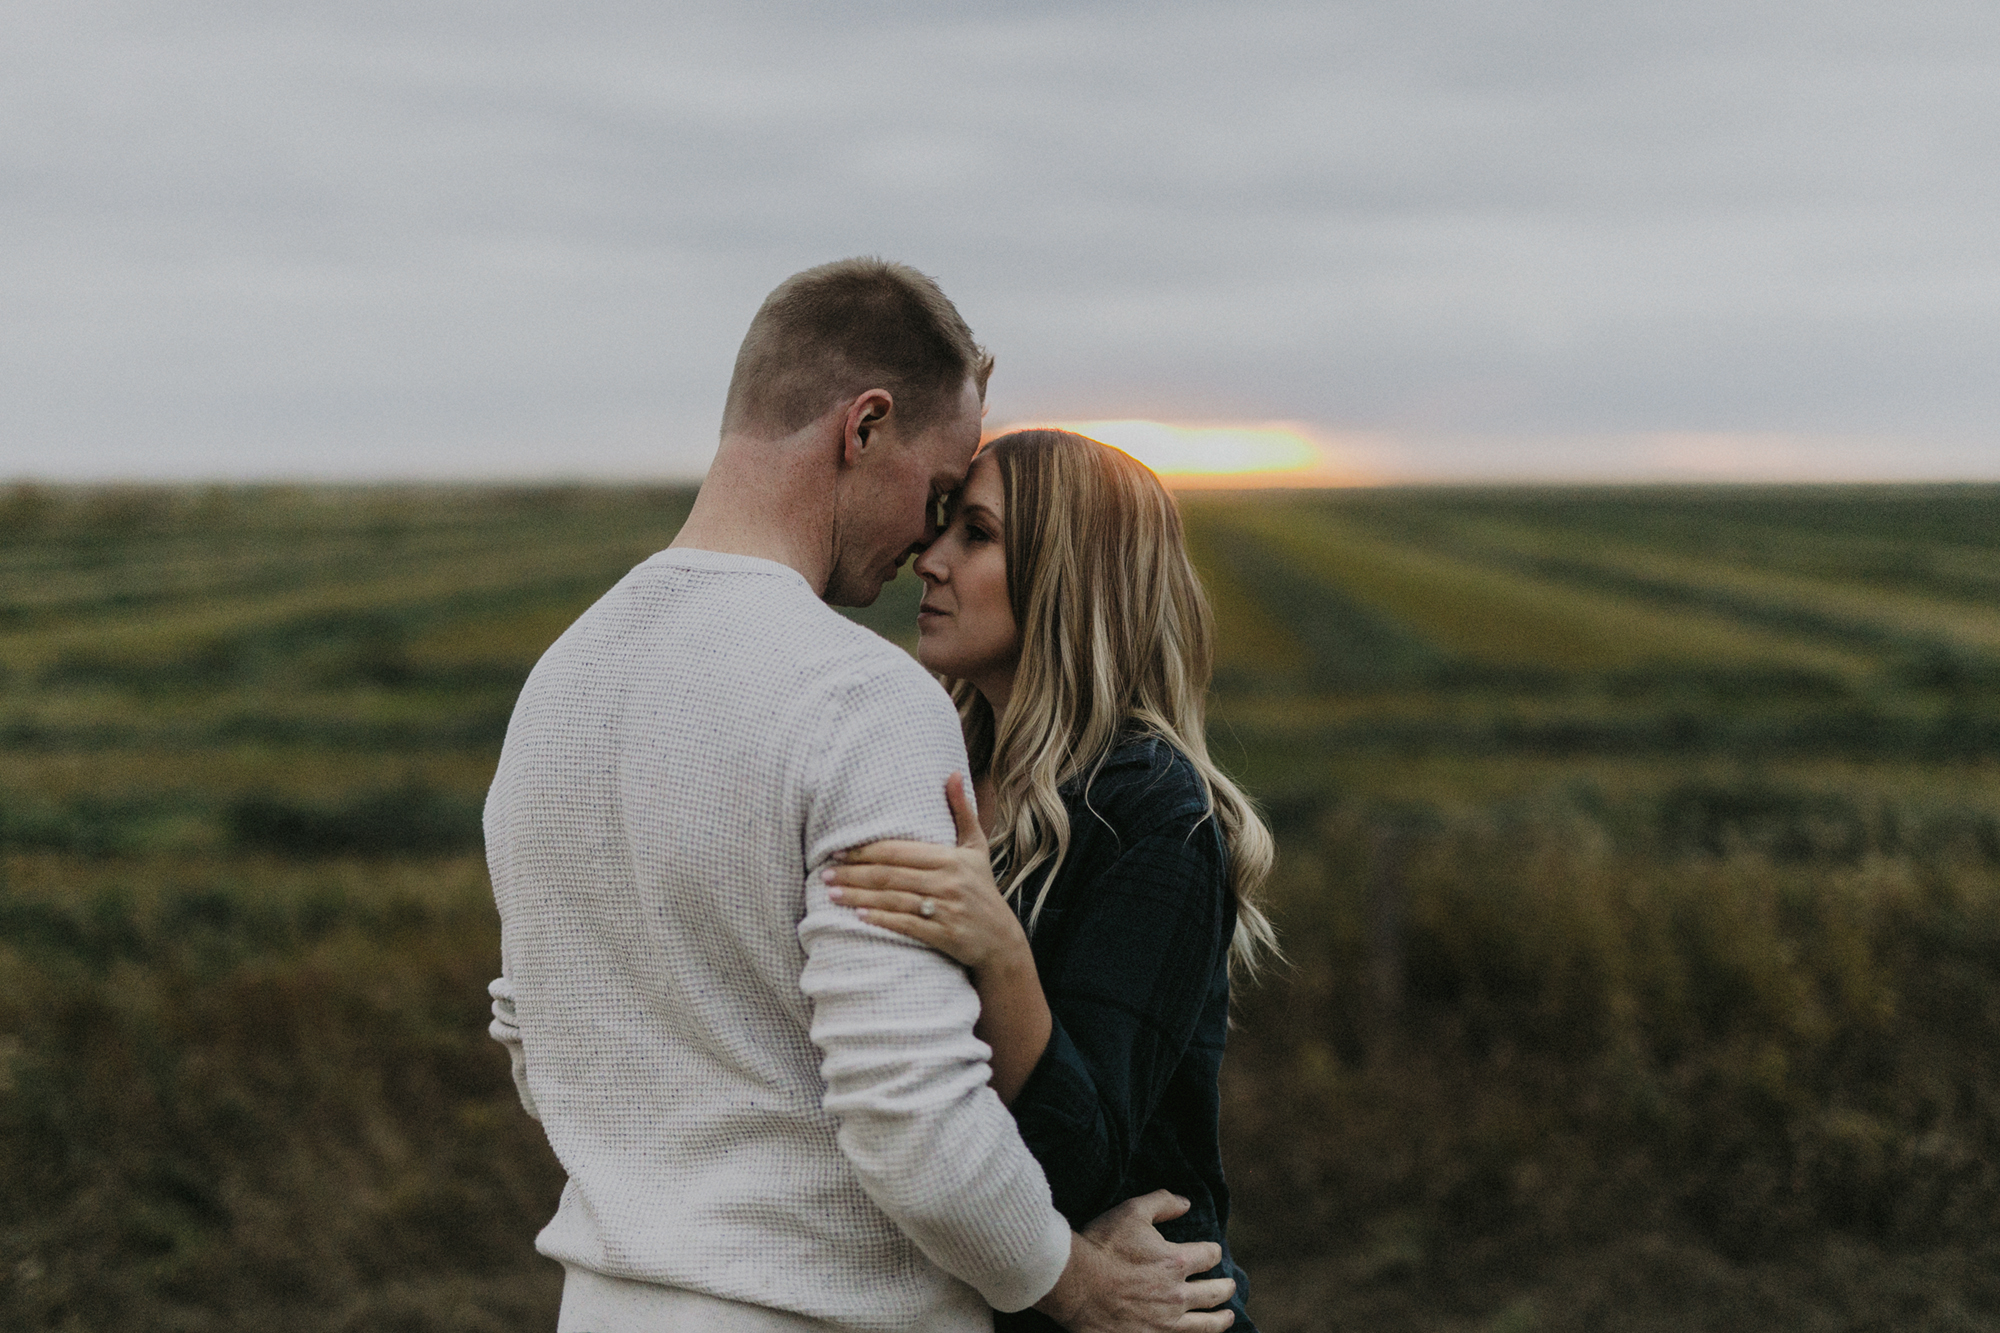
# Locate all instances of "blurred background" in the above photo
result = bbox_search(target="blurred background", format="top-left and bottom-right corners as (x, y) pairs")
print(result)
(4, 2), (1999, 1331)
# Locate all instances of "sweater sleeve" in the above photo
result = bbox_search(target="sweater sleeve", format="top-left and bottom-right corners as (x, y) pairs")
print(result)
(1007, 813), (1231, 1225)
(795, 661), (1072, 1314)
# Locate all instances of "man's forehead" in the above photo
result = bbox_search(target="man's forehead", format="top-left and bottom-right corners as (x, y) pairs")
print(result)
(944, 423), (983, 481)
(942, 442), (999, 493)
(910, 378), (983, 482)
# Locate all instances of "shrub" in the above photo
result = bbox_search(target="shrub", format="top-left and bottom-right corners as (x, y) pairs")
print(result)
(228, 784), (484, 858)
(0, 912), (564, 1332)
(1224, 792), (2000, 1287)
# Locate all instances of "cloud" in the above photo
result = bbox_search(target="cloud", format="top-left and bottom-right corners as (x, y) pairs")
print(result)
(3, 0), (1997, 479)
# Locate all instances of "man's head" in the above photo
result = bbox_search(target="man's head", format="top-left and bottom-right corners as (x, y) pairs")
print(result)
(722, 258), (992, 607)
(723, 257), (993, 441)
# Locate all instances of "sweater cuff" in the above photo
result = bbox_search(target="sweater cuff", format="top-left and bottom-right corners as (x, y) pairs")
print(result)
(984, 1208), (1075, 1314)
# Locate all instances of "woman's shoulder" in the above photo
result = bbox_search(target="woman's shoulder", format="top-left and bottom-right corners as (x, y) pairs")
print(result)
(1066, 734), (1215, 840)
(1049, 735), (1229, 919)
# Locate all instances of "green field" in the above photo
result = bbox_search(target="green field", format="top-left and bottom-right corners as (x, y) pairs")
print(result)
(4, 481), (1999, 1331)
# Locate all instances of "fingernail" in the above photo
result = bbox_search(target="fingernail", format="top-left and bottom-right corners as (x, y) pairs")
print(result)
(827, 887), (844, 902)
(821, 868), (837, 883)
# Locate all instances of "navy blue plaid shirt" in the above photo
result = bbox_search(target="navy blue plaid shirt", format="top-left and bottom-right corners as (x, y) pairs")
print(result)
(995, 735), (1254, 1332)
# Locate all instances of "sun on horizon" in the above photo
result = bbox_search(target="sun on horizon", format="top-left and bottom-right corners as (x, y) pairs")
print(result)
(988, 419), (1364, 488)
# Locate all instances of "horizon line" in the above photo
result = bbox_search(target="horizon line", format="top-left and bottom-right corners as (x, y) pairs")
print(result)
(8, 472), (2000, 491)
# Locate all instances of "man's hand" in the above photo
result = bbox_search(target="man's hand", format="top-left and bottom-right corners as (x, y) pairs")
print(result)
(1035, 1191), (1236, 1332)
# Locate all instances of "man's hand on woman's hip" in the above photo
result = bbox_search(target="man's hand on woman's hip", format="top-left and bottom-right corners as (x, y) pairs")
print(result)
(1035, 1190), (1235, 1332)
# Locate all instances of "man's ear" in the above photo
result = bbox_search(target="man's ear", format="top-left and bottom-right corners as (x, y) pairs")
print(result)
(841, 389), (894, 467)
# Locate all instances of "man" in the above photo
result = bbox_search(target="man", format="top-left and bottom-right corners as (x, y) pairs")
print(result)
(486, 258), (1235, 1331)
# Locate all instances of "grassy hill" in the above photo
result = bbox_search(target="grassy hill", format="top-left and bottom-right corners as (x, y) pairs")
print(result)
(3, 481), (1998, 1331)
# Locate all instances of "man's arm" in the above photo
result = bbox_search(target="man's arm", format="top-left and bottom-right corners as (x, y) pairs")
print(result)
(802, 881), (1235, 1327)
(797, 659), (1233, 1325)
(795, 664), (1068, 1308)
(799, 879), (1068, 1308)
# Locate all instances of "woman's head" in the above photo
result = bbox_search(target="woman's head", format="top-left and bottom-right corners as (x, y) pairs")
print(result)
(920, 428), (1277, 973)
(911, 452), (1018, 702)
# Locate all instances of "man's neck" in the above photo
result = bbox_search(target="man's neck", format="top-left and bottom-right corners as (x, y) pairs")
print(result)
(671, 425), (836, 595)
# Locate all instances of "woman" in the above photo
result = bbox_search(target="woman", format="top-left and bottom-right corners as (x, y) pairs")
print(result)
(825, 429), (1277, 1331)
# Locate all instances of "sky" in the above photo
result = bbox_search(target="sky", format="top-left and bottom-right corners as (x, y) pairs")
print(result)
(5, 0), (1998, 484)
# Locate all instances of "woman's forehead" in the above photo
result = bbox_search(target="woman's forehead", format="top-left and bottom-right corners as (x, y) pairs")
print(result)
(961, 452), (1006, 507)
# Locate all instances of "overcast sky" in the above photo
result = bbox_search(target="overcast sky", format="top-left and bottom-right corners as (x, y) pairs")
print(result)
(6, 0), (1998, 482)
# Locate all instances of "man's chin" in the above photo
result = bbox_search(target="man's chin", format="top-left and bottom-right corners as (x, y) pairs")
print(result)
(823, 573), (891, 609)
(821, 551), (912, 607)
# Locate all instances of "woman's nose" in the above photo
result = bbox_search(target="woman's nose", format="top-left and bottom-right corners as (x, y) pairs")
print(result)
(913, 544), (946, 584)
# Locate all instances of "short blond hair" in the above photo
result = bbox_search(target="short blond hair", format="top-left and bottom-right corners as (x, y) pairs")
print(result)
(721, 258), (993, 438)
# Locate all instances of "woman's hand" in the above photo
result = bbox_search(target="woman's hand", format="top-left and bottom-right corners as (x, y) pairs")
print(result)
(833, 773), (1053, 1103)
(825, 773), (1030, 981)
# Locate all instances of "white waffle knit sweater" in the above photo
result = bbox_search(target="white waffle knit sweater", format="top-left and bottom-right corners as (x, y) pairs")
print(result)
(484, 548), (1071, 1331)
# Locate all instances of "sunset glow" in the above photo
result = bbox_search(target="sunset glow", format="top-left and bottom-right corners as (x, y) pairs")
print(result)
(993, 420), (1360, 487)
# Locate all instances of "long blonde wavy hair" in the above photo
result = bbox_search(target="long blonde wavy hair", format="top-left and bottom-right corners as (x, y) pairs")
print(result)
(948, 429), (1278, 975)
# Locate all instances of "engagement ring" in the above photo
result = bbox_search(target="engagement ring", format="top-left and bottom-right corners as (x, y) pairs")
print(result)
(919, 898), (937, 919)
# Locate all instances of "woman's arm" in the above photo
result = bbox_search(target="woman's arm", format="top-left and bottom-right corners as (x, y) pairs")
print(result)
(824, 774), (1053, 1103)
(1002, 809), (1231, 1224)
(969, 940), (1053, 1105)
